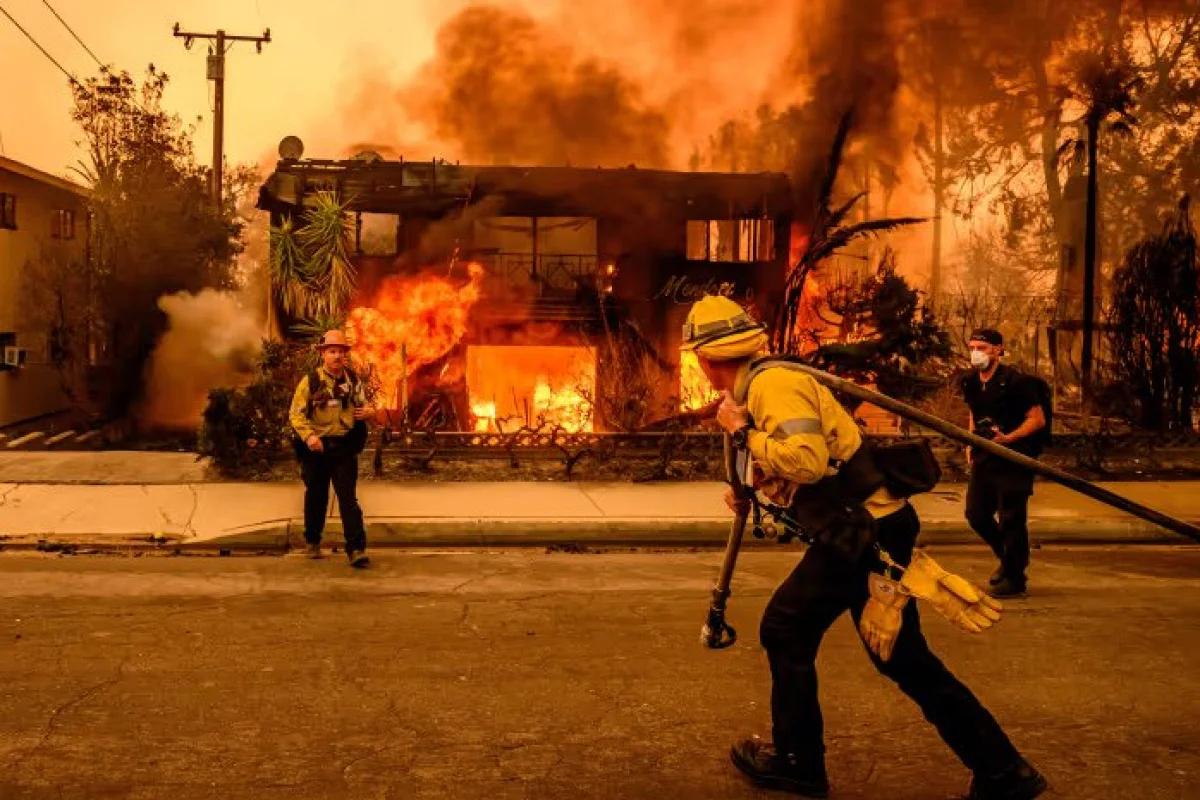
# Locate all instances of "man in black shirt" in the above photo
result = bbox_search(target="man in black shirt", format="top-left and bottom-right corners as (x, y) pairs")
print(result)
(959, 329), (1047, 597)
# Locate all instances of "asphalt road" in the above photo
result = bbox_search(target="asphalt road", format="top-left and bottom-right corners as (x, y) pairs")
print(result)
(1, 545), (1198, 800)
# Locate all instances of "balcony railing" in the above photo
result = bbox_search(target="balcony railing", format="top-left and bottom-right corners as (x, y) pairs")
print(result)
(468, 252), (603, 296)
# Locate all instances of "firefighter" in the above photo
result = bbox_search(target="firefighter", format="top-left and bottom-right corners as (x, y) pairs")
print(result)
(289, 329), (375, 567)
(682, 295), (1047, 799)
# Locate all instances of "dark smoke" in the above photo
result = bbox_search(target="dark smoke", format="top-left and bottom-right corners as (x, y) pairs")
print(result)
(779, 0), (902, 226)
(404, 6), (671, 168)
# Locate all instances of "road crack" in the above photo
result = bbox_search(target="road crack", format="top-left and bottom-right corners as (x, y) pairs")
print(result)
(10, 656), (129, 775)
(0, 483), (21, 507)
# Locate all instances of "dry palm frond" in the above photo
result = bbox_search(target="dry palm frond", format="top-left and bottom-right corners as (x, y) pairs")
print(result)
(793, 217), (927, 287)
(290, 312), (347, 342)
(775, 109), (925, 353)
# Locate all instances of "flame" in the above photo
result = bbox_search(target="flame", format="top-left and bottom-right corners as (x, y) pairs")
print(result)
(471, 400), (497, 431)
(467, 345), (595, 433)
(680, 350), (720, 411)
(346, 263), (485, 408)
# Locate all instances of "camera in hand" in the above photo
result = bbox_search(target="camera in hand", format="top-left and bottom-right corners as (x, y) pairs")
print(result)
(974, 417), (1000, 440)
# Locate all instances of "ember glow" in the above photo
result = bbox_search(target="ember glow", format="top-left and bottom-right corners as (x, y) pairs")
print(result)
(679, 350), (720, 411)
(346, 264), (485, 408)
(467, 345), (596, 433)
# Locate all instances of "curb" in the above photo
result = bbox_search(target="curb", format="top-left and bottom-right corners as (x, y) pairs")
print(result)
(2, 517), (1194, 552)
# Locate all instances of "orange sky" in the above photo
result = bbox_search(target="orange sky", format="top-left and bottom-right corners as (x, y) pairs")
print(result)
(0, 0), (475, 178)
(0, 0), (963, 287)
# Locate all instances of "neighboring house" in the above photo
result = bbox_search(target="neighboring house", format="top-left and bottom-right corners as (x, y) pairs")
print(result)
(0, 156), (89, 427)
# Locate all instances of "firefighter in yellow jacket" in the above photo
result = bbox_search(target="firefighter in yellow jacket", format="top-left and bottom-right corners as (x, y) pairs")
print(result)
(290, 329), (375, 567)
(683, 295), (1047, 800)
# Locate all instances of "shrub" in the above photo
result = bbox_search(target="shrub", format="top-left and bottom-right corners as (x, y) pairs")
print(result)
(198, 340), (314, 473)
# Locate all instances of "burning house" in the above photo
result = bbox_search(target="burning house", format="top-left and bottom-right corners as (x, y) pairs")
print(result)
(257, 140), (795, 433)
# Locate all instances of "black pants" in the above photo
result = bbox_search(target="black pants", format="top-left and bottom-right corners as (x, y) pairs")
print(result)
(760, 504), (1023, 777)
(299, 438), (366, 552)
(965, 463), (1033, 586)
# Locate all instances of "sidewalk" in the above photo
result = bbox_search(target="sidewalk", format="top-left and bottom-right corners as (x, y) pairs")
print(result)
(0, 461), (1197, 549)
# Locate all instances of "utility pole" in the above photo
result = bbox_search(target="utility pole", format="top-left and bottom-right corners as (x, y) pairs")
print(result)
(173, 23), (270, 204)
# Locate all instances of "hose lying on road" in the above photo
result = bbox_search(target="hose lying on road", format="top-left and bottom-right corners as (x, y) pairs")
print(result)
(793, 362), (1200, 544)
(702, 361), (1200, 650)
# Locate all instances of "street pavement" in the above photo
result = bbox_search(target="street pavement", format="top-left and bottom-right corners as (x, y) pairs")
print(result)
(1, 545), (1197, 799)
(0, 452), (1197, 548)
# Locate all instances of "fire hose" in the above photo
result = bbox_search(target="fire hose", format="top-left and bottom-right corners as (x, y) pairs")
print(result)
(702, 361), (1200, 650)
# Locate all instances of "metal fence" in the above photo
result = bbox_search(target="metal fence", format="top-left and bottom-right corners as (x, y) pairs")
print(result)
(373, 428), (1200, 462)
(469, 252), (602, 296)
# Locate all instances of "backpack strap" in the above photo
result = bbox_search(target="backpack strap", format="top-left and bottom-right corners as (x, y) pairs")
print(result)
(304, 368), (322, 419)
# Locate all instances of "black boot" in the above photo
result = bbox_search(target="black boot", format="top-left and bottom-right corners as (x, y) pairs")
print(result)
(967, 758), (1048, 800)
(730, 737), (829, 797)
(990, 577), (1027, 598)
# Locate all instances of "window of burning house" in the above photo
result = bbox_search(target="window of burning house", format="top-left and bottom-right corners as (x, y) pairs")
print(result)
(686, 219), (774, 263)
(472, 217), (598, 292)
(356, 212), (400, 256)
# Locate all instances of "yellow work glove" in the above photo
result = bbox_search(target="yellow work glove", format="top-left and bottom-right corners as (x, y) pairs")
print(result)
(898, 550), (1003, 633)
(859, 572), (910, 662)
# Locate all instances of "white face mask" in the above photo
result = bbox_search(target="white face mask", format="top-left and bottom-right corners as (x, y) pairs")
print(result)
(969, 350), (992, 370)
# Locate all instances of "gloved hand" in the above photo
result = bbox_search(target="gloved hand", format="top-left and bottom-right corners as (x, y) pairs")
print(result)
(859, 572), (909, 661)
(898, 550), (1003, 633)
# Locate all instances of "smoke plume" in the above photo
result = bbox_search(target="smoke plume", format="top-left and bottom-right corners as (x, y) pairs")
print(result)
(402, 6), (671, 168)
(138, 289), (264, 431)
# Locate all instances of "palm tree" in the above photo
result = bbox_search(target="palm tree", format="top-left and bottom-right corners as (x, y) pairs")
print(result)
(774, 111), (924, 354)
(267, 190), (357, 338)
(1069, 54), (1142, 406)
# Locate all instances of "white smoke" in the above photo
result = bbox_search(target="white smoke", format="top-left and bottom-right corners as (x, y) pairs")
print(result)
(139, 288), (265, 431)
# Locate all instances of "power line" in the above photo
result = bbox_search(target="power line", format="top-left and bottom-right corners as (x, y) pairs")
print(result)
(41, 0), (103, 68)
(0, 1), (77, 83)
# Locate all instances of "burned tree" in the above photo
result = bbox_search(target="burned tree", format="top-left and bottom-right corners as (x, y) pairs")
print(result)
(774, 112), (924, 355)
(805, 249), (953, 402)
(1104, 196), (1200, 432)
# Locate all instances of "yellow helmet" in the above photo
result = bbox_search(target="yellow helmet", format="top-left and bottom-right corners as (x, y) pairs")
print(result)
(680, 295), (767, 358)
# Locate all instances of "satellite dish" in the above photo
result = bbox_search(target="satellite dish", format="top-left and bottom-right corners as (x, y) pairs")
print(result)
(278, 136), (305, 161)
(352, 150), (383, 164)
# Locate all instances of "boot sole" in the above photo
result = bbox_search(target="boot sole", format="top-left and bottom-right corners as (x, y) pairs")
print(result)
(968, 772), (1049, 800)
(729, 746), (829, 798)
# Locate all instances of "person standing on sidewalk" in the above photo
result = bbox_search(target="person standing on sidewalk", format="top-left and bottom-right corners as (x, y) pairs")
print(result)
(684, 296), (1047, 800)
(959, 329), (1047, 597)
(289, 329), (375, 568)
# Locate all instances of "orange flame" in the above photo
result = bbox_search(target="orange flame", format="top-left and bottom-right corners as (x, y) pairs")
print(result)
(680, 350), (719, 411)
(467, 345), (595, 433)
(346, 263), (485, 408)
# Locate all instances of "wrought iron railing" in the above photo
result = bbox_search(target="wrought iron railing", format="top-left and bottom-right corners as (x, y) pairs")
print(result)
(371, 428), (1200, 462)
(469, 252), (603, 296)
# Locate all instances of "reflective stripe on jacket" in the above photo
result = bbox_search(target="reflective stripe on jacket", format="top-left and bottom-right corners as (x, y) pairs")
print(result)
(734, 362), (905, 519)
